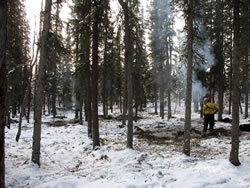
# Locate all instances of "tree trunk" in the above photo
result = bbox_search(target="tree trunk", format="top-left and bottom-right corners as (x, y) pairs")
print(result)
(102, 71), (107, 118)
(51, 81), (57, 117)
(121, 13), (128, 126)
(16, 87), (29, 142)
(153, 66), (158, 114)
(27, 29), (39, 123)
(87, 36), (92, 138)
(167, 35), (172, 120)
(92, 0), (101, 149)
(183, 0), (193, 156)
(75, 93), (80, 119)
(118, 0), (134, 148)
(154, 89), (158, 114)
(44, 94), (47, 115)
(160, 63), (165, 119)
(51, 70), (57, 118)
(122, 65), (128, 125)
(244, 50), (249, 119)
(229, 0), (241, 166)
(125, 2), (133, 149)
(84, 99), (87, 121)
(135, 104), (138, 122)
(51, 0), (61, 118)
(32, 0), (52, 166)
(74, 32), (79, 120)
(167, 90), (171, 119)
(79, 98), (83, 125)
(215, 0), (224, 121)
(103, 79), (107, 118)
(228, 26), (233, 115)
(110, 93), (113, 113)
(27, 66), (33, 123)
(87, 53), (92, 138)
(103, 22), (108, 118)
(0, 0), (7, 186)
(174, 93), (178, 114)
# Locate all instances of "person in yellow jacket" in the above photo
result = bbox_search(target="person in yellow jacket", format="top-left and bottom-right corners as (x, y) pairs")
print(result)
(203, 97), (218, 134)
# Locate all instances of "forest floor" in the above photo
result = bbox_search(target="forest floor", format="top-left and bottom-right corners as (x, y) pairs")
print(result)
(5, 105), (250, 188)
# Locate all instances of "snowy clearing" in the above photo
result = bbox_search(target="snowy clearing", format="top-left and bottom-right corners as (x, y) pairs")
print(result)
(5, 106), (250, 188)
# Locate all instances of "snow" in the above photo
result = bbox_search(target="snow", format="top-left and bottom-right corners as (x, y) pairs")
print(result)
(5, 105), (250, 188)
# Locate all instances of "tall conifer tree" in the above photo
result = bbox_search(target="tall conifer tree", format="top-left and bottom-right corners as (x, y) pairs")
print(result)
(229, 0), (241, 166)
(183, 0), (194, 156)
(0, 0), (7, 186)
(32, 0), (52, 166)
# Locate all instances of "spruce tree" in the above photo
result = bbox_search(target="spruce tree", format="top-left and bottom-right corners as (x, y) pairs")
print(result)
(229, 0), (241, 166)
(32, 0), (52, 166)
(183, 0), (194, 156)
(0, 0), (7, 186)
(118, 0), (134, 148)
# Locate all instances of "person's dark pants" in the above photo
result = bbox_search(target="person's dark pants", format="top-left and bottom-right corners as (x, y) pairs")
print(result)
(204, 114), (215, 133)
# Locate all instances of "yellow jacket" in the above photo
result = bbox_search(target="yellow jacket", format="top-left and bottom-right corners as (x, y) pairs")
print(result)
(203, 102), (218, 115)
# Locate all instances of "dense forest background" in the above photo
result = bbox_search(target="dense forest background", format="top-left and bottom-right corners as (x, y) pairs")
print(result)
(0, 0), (249, 187)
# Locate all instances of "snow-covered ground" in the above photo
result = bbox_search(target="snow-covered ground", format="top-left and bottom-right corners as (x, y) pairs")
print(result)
(5, 104), (250, 188)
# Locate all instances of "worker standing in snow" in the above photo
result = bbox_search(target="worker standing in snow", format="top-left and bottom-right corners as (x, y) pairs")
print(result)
(202, 97), (218, 135)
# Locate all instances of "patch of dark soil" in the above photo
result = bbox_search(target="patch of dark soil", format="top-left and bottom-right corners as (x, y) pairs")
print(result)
(134, 124), (232, 145)
(138, 133), (171, 145)
(148, 112), (158, 115)
(211, 128), (231, 136)
(69, 119), (81, 124)
(201, 128), (232, 137)
(99, 115), (115, 120)
(112, 115), (143, 121)
(44, 120), (68, 127)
